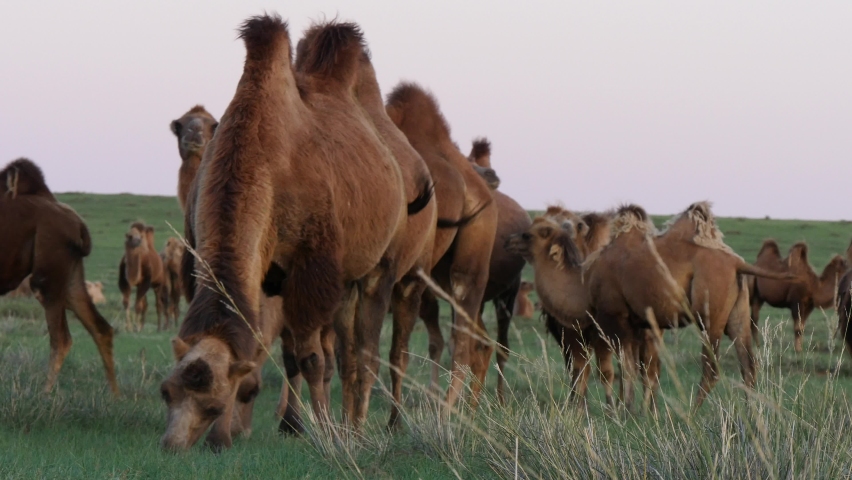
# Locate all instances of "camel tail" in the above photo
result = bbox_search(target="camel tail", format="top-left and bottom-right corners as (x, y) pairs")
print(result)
(238, 14), (290, 65)
(407, 175), (434, 215)
(436, 199), (493, 229)
(736, 260), (797, 281)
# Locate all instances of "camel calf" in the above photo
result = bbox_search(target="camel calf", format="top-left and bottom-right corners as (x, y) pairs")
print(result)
(119, 222), (165, 332)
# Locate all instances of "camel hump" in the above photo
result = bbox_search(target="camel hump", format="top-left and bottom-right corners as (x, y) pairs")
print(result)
(758, 239), (781, 257)
(616, 204), (648, 222)
(469, 137), (491, 166)
(685, 201), (713, 223)
(386, 82), (452, 141)
(238, 14), (290, 64)
(581, 212), (609, 236)
(1, 158), (53, 199)
(296, 20), (365, 85)
(611, 204), (655, 238)
(789, 241), (809, 264)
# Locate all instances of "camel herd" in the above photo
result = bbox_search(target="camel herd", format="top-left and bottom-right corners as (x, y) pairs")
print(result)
(2, 13), (852, 452)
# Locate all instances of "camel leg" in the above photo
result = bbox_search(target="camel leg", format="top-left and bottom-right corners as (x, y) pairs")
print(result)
(468, 310), (494, 409)
(750, 296), (763, 348)
(792, 303), (813, 353)
(566, 329), (592, 408)
(445, 265), (490, 412)
(494, 284), (517, 406)
(640, 332), (660, 414)
(333, 286), (360, 425)
(295, 328), (330, 426)
(388, 277), (426, 431)
(420, 290), (444, 393)
(43, 301), (72, 393)
(135, 281), (150, 332)
(321, 325), (335, 406)
(595, 339), (616, 408)
(728, 283), (756, 389)
(170, 281), (181, 328)
(66, 273), (118, 394)
(695, 327), (723, 408)
(618, 339), (638, 413)
(354, 267), (397, 428)
(278, 333), (304, 435)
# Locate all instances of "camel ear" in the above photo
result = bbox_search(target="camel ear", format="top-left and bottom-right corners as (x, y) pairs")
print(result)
(229, 360), (256, 380)
(170, 120), (182, 136)
(172, 337), (191, 361)
(549, 243), (564, 266)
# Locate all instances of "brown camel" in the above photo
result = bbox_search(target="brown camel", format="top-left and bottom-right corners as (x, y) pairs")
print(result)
(161, 15), (427, 451)
(509, 203), (791, 409)
(514, 281), (536, 319)
(385, 85), (499, 423)
(419, 137), (530, 406)
(119, 223), (165, 332)
(170, 105), (218, 211)
(749, 240), (848, 351)
(837, 269), (852, 353)
(0, 158), (117, 394)
(158, 237), (184, 329)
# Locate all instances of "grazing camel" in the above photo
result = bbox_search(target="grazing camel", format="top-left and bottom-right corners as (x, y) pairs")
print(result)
(0, 158), (117, 394)
(157, 237), (184, 329)
(508, 203), (792, 409)
(749, 240), (848, 351)
(385, 84), (499, 424)
(118, 223), (166, 332)
(170, 106), (218, 211)
(161, 14), (429, 451)
(419, 138), (531, 406)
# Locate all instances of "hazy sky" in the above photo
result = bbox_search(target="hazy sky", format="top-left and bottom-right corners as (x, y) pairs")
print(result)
(1, 1), (849, 220)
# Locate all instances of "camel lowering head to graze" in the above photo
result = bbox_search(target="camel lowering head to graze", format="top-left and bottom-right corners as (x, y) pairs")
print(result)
(385, 82), (499, 414)
(164, 14), (416, 451)
(750, 239), (847, 352)
(0, 158), (117, 394)
(119, 222), (165, 333)
(171, 106), (219, 211)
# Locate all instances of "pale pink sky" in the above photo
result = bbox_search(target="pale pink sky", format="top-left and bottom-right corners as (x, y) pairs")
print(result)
(1, 1), (850, 220)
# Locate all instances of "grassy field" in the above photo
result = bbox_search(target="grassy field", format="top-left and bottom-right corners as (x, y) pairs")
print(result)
(2, 193), (852, 479)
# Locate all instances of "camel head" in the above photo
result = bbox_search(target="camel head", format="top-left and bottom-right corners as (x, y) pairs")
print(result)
(124, 222), (146, 250)
(822, 255), (849, 281)
(171, 106), (219, 160)
(505, 216), (582, 269)
(124, 222), (149, 285)
(159, 336), (255, 451)
(468, 138), (500, 189)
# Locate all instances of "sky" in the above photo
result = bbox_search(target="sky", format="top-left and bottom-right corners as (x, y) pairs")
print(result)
(1, 1), (850, 220)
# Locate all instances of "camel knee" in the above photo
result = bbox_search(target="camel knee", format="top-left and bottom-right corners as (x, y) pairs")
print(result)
(299, 353), (323, 383)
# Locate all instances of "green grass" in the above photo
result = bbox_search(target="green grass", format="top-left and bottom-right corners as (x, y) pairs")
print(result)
(2, 194), (852, 478)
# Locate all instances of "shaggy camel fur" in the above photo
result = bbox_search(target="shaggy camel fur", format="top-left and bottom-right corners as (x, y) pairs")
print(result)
(170, 106), (218, 211)
(749, 240), (848, 351)
(419, 138), (530, 406)
(385, 84), (498, 423)
(119, 223), (166, 332)
(158, 237), (184, 329)
(509, 203), (791, 409)
(162, 15), (427, 451)
(0, 158), (117, 394)
(514, 281), (536, 319)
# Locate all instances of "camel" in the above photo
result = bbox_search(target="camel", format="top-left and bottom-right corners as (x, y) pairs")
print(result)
(0, 158), (117, 394)
(514, 281), (536, 319)
(418, 138), (529, 406)
(749, 240), (848, 351)
(383, 86), (499, 426)
(161, 15), (430, 451)
(170, 106), (219, 210)
(157, 237), (184, 329)
(118, 223), (166, 332)
(837, 269), (852, 353)
(508, 202), (792, 409)
(86, 281), (106, 304)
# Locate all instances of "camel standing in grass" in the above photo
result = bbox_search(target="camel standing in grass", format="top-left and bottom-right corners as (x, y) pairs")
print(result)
(749, 240), (848, 351)
(161, 15), (428, 451)
(158, 237), (184, 329)
(419, 138), (530, 406)
(119, 223), (165, 332)
(514, 281), (536, 319)
(0, 158), (117, 394)
(170, 106), (218, 211)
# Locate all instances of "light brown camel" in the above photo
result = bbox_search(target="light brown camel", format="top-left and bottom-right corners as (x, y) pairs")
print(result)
(385, 84), (499, 423)
(86, 281), (106, 304)
(508, 203), (792, 409)
(119, 223), (166, 332)
(514, 281), (536, 319)
(749, 240), (848, 351)
(161, 15), (428, 451)
(157, 237), (184, 329)
(0, 158), (117, 394)
(170, 106), (218, 211)
(419, 137), (530, 407)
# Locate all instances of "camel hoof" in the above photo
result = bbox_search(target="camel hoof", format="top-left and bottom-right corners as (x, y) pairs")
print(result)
(278, 416), (304, 436)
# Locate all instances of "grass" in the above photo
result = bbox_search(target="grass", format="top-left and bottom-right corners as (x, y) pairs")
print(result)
(1, 193), (852, 478)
